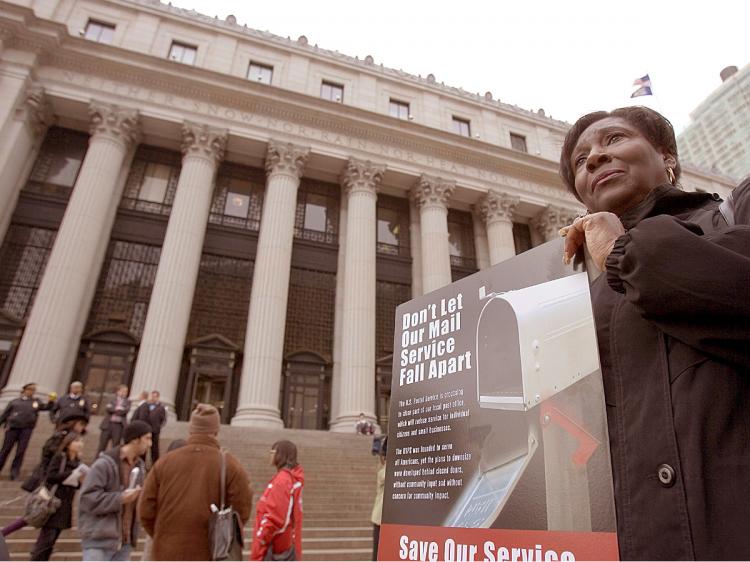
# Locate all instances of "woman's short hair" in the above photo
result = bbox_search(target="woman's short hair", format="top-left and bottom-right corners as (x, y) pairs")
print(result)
(272, 440), (298, 469)
(559, 106), (681, 200)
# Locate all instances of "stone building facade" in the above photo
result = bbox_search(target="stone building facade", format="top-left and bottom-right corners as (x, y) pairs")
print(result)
(0, 0), (734, 431)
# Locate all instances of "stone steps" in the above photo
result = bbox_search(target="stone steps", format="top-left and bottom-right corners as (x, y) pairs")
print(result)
(0, 417), (378, 560)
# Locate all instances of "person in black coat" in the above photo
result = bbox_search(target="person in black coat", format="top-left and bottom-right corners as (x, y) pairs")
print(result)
(96, 385), (131, 456)
(49, 381), (90, 427)
(131, 391), (167, 464)
(0, 383), (55, 480)
(30, 431), (84, 561)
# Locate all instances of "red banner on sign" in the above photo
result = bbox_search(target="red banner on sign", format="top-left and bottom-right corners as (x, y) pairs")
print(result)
(378, 524), (619, 561)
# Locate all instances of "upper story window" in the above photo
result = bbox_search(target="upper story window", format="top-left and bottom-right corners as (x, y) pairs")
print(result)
(295, 180), (339, 244)
(121, 146), (181, 216)
(447, 209), (476, 270)
(377, 195), (410, 257)
(210, 164), (265, 231)
(25, 127), (89, 199)
(512, 222), (533, 254)
(389, 99), (410, 120)
(452, 117), (471, 137)
(83, 20), (115, 44)
(510, 133), (528, 152)
(321, 81), (344, 103)
(168, 41), (197, 65)
(248, 62), (273, 85)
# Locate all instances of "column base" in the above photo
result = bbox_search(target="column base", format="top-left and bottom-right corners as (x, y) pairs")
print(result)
(231, 406), (284, 429)
(329, 413), (380, 434)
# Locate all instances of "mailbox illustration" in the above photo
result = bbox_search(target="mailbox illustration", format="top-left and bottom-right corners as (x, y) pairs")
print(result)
(446, 272), (601, 529)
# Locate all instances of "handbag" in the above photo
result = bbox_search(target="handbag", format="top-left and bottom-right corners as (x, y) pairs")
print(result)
(23, 455), (65, 528)
(264, 545), (296, 561)
(208, 449), (244, 561)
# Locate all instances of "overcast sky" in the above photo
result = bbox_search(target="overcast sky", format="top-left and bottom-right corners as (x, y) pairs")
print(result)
(174, 0), (747, 133)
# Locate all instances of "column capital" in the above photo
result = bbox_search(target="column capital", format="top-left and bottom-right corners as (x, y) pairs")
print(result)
(340, 158), (385, 196)
(531, 205), (580, 241)
(412, 174), (455, 210)
(181, 121), (227, 166)
(478, 191), (520, 226)
(265, 140), (310, 178)
(88, 102), (139, 149)
(15, 85), (52, 139)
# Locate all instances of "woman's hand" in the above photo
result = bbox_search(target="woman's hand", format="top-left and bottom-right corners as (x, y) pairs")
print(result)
(559, 212), (625, 270)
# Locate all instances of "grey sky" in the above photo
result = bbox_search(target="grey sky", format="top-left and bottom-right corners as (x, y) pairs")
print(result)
(175, 0), (747, 133)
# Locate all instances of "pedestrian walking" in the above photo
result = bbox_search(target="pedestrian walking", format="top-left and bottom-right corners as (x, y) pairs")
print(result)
(97, 385), (130, 456)
(139, 404), (253, 561)
(29, 431), (85, 560)
(0, 383), (55, 480)
(78, 420), (151, 561)
(131, 391), (166, 465)
(250, 440), (304, 561)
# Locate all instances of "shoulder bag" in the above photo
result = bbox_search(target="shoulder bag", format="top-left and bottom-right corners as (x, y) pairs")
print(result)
(23, 455), (66, 528)
(208, 449), (244, 561)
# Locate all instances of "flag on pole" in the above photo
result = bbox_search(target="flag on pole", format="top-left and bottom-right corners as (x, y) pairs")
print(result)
(631, 74), (652, 98)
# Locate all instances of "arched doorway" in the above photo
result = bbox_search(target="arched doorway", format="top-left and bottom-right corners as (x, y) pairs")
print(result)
(76, 329), (137, 416)
(179, 335), (239, 423)
(376, 354), (394, 434)
(281, 352), (331, 430)
(0, 310), (24, 390)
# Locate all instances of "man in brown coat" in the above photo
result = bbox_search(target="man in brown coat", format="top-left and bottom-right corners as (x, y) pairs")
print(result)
(139, 404), (253, 560)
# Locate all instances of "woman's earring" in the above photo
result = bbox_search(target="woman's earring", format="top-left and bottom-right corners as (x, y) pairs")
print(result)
(666, 166), (676, 186)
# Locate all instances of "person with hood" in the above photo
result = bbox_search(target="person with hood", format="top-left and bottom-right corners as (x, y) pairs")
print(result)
(0, 383), (55, 481)
(250, 440), (304, 561)
(78, 420), (151, 561)
(139, 404), (253, 560)
(30, 431), (85, 560)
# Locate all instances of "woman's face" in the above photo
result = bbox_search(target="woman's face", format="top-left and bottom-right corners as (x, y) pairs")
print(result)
(570, 117), (675, 215)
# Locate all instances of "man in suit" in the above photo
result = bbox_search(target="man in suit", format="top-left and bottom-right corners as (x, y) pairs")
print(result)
(132, 391), (167, 465)
(97, 384), (131, 455)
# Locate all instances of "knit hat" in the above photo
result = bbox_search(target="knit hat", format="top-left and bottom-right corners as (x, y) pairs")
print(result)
(190, 404), (220, 435)
(123, 420), (152, 444)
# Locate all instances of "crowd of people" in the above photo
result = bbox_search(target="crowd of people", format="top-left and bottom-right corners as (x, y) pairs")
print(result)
(0, 382), (305, 561)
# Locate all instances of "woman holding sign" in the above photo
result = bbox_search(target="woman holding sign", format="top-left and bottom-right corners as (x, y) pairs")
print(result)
(558, 106), (750, 560)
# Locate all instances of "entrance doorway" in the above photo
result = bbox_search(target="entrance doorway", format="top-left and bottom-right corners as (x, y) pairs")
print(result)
(281, 352), (331, 430)
(76, 330), (137, 416)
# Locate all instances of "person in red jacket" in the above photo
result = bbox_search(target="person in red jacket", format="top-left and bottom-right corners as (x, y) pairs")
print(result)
(250, 440), (304, 561)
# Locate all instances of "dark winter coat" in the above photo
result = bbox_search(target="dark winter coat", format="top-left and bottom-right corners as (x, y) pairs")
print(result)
(0, 396), (53, 429)
(593, 181), (750, 560)
(50, 394), (90, 424)
(42, 452), (80, 529)
(21, 430), (71, 493)
(139, 434), (253, 561)
(131, 402), (166, 434)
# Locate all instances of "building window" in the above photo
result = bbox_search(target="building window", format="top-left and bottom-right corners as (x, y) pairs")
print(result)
(389, 99), (410, 120)
(447, 209), (477, 271)
(512, 222), (533, 254)
(377, 195), (410, 257)
(168, 41), (197, 65)
(24, 127), (89, 199)
(83, 20), (115, 44)
(452, 117), (471, 137)
(120, 146), (181, 216)
(510, 133), (528, 152)
(248, 61), (273, 85)
(321, 81), (344, 103)
(210, 164), (265, 231)
(295, 180), (339, 244)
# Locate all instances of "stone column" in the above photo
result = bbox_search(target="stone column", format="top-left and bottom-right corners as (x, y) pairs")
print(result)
(330, 158), (385, 432)
(409, 198), (423, 298)
(330, 194), (348, 423)
(532, 205), (579, 242)
(129, 123), (226, 413)
(1, 103), (138, 404)
(471, 207), (491, 270)
(413, 175), (455, 294)
(0, 86), (51, 244)
(232, 142), (310, 428)
(480, 191), (520, 265)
